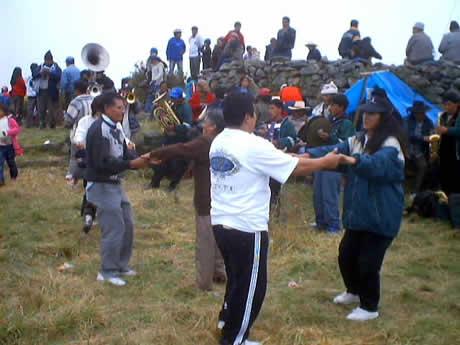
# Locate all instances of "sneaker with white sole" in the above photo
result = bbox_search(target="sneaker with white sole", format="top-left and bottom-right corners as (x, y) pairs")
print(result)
(346, 307), (379, 321)
(217, 320), (225, 330)
(242, 340), (261, 345)
(333, 292), (360, 304)
(96, 273), (126, 286)
(121, 269), (137, 276)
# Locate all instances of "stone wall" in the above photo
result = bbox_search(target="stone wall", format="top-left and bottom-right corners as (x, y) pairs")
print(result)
(204, 59), (460, 107)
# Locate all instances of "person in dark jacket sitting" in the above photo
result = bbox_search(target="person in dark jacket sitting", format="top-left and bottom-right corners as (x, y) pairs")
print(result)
(405, 101), (434, 193)
(338, 20), (361, 58)
(351, 37), (382, 65)
(306, 42), (322, 62)
(306, 96), (407, 321)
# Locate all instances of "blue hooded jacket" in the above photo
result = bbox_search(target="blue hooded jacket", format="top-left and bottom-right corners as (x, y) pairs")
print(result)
(307, 135), (405, 238)
(166, 37), (186, 61)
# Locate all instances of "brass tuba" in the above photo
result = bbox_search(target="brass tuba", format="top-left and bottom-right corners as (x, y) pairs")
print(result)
(153, 92), (181, 129)
(81, 43), (110, 96)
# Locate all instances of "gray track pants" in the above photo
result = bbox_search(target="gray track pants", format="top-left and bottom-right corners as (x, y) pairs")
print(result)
(87, 182), (134, 278)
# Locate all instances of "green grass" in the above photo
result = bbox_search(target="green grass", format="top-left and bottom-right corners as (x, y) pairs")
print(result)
(1, 126), (460, 345)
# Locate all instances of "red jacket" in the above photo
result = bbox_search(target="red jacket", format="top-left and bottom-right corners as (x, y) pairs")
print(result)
(224, 30), (245, 49)
(12, 77), (26, 97)
(189, 92), (216, 122)
(280, 86), (303, 103)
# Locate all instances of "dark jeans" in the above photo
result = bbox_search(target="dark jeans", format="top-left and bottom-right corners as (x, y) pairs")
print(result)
(338, 229), (393, 312)
(190, 56), (201, 80)
(0, 144), (18, 184)
(38, 90), (58, 128)
(213, 226), (268, 345)
(26, 96), (39, 128)
(269, 178), (281, 218)
(413, 155), (428, 193)
(81, 180), (97, 218)
(11, 96), (24, 124)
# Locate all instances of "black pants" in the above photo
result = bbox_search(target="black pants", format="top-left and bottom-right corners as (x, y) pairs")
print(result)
(150, 159), (188, 189)
(269, 178), (281, 218)
(338, 229), (393, 312)
(81, 180), (97, 218)
(213, 226), (268, 345)
(0, 144), (18, 184)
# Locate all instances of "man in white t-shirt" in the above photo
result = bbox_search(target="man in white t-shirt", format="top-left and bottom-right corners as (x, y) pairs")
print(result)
(189, 26), (204, 80)
(210, 92), (341, 345)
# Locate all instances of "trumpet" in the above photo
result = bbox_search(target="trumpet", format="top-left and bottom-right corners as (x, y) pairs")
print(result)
(126, 89), (137, 104)
(153, 92), (181, 129)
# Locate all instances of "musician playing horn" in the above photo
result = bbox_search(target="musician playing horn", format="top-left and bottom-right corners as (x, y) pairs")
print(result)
(150, 87), (193, 191)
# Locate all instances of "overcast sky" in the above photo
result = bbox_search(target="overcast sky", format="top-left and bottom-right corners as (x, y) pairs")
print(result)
(1, 0), (458, 89)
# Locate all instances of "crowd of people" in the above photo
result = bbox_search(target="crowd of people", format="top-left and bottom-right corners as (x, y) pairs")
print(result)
(1, 15), (460, 345)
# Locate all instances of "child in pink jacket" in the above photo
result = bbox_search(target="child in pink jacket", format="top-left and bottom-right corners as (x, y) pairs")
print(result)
(0, 100), (23, 185)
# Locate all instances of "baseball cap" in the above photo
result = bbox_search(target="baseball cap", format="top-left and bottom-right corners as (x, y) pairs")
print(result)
(359, 96), (392, 113)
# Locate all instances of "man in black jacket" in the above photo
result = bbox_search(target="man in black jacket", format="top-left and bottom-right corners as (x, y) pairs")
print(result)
(274, 17), (296, 60)
(338, 20), (361, 58)
(85, 93), (149, 286)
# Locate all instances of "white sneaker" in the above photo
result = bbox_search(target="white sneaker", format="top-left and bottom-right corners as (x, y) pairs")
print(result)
(242, 340), (261, 345)
(333, 292), (360, 304)
(96, 273), (126, 286)
(346, 307), (379, 321)
(217, 320), (225, 330)
(121, 269), (137, 276)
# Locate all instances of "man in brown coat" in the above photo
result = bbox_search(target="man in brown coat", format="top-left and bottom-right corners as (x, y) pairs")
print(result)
(144, 108), (226, 290)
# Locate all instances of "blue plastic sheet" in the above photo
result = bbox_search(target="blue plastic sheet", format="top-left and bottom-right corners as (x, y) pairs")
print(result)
(345, 71), (441, 125)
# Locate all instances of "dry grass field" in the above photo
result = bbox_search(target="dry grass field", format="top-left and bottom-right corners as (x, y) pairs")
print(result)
(1, 125), (460, 345)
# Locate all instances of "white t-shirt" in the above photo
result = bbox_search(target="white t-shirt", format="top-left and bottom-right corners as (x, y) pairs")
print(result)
(189, 34), (204, 58)
(210, 128), (299, 232)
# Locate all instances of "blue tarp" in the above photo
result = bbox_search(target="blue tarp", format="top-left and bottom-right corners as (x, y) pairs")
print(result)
(345, 71), (441, 125)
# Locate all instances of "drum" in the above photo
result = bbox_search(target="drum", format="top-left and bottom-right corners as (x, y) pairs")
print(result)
(303, 116), (332, 148)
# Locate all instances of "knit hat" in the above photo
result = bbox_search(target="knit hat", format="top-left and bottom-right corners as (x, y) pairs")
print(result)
(44, 50), (53, 60)
(321, 82), (338, 95)
(413, 22), (424, 30)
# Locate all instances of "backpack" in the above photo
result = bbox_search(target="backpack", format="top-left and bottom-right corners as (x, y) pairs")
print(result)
(406, 190), (440, 218)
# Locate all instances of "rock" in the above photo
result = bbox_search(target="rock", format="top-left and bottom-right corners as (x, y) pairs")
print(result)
(255, 69), (266, 79)
(454, 78), (460, 88)
(300, 63), (320, 76)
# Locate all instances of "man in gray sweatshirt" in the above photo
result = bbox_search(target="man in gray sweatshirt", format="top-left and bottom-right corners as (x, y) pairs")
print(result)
(405, 22), (434, 65)
(439, 21), (460, 64)
(85, 93), (149, 286)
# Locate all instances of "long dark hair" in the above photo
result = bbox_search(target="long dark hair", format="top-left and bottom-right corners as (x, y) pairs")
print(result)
(10, 67), (22, 87)
(361, 110), (408, 158)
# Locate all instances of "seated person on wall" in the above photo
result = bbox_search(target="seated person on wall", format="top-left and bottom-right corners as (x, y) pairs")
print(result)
(405, 22), (434, 65)
(404, 101), (434, 194)
(351, 37), (382, 65)
(150, 87), (193, 191)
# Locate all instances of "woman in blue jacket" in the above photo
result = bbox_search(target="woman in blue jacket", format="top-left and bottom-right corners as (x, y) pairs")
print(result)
(306, 96), (407, 321)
